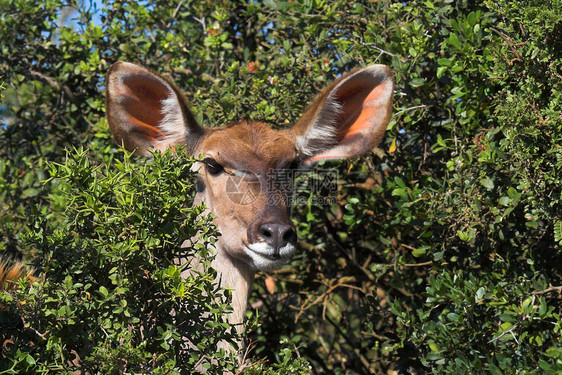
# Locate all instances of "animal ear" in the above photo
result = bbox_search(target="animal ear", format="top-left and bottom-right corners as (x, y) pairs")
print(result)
(105, 61), (204, 155)
(292, 65), (394, 164)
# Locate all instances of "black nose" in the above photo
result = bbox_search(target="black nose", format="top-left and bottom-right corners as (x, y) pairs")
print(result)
(258, 223), (297, 252)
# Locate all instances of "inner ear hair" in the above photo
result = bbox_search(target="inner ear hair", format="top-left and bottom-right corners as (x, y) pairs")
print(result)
(292, 65), (394, 163)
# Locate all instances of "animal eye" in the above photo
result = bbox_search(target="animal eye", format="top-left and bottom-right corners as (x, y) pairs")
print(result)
(202, 158), (224, 176)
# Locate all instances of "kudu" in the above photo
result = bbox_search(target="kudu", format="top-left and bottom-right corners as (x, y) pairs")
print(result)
(105, 61), (394, 346)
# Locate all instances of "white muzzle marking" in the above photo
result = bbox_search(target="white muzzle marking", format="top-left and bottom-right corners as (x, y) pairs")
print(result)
(244, 242), (297, 272)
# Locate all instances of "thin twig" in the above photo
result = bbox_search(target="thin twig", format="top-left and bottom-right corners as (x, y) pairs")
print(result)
(294, 283), (360, 323)
(531, 285), (562, 295)
(395, 104), (430, 116)
(28, 69), (78, 104)
(193, 354), (208, 370)
(489, 27), (522, 65)
(236, 340), (258, 374)
(402, 261), (433, 267)
(488, 322), (520, 344)
(167, 0), (184, 28)
(14, 294), (47, 340)
(369, 260), (434, 268)
(358, 42), (407, 63)
(193, 16), (206, 30)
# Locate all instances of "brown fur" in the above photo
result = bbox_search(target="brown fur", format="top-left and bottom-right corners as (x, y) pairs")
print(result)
(0, 259), (35, 291)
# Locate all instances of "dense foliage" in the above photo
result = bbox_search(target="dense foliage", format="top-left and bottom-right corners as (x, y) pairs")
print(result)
(1, 0), (561, 373)
(2, 148), (240, 373)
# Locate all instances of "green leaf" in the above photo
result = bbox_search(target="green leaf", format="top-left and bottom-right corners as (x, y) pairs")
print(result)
(480, 177), (494, 190)
(410, 78), (426, 87)
(438, 58), (452, 66)
(447, 312), (460, 321)
(412, 248), (427, 257)
(21, 188), (39, 197)
(98, 286), (109, 298)
(475, 287), (485, 301)
(554, 221), (562, 244)
(25, 354), (36, 366)
(489, 364), (503, 375)
(448, 33), (461, 49)
(499, 196), (512, 207)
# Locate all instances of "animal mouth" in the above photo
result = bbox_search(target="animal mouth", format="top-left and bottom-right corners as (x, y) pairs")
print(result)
(244, 242), (297, 271)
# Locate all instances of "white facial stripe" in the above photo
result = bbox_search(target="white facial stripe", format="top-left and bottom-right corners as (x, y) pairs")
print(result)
(190, 162), (203, 172)
(192, 157), (257, 179)
(231, 169), (256, 179)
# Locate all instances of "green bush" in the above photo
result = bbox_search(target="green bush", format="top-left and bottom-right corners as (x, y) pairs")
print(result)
(1, 0), (561, 373)
(1, 148), (233, 373)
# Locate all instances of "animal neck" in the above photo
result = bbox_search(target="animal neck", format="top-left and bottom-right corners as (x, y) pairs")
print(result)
(186, 195), (256, 332)
(212, 250), (256, 330)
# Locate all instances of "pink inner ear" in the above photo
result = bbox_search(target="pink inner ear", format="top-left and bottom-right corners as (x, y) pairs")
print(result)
(127, 117), (167, 140)
(339, 106), (377, 140)
(118, 76), (168, 141)
(334, 81), (381, 142)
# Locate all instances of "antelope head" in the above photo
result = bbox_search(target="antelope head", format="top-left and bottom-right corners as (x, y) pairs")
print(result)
(105, 61), (393, 327)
